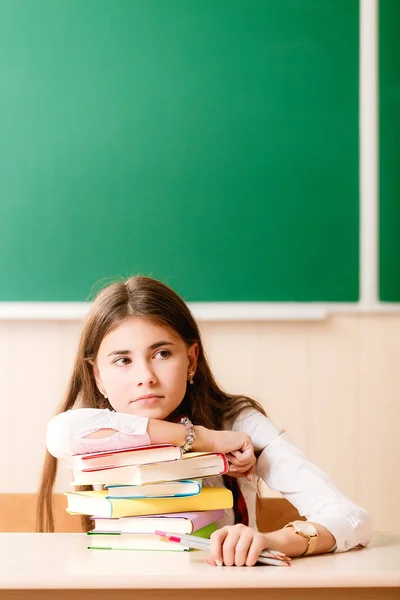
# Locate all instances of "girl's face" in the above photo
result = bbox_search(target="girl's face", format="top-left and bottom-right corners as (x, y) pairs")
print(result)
(93, 317), (198, 420)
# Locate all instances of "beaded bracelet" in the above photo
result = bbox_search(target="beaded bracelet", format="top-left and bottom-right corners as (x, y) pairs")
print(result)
(180, 416), (196, 452)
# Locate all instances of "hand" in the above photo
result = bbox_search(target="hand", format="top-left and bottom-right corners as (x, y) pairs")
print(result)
(208, 430), (256, 481)
(207, 524), (274, 567)
(225, 446), (256, 482)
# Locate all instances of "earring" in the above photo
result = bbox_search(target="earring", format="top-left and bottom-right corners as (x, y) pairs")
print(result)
(100, 388), (108, 399)
(188, 371), (195, 385)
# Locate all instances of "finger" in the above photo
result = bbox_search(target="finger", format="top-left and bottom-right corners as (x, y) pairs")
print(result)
(231, 450), (242, 459)
(227, 462), (255, 479)
(233, 449), (251, 461)
(206, 556), (223, 567)
(233, 456), (256, 472)
(233, 530), (255, 566)
(227, 466), (253, 479)
(209, 528), (228, 566)
(228, 459), (256, 473)
(246, 535), (269, 567)
(240, 441), (255, 453)
(229, 448), (255, 464)
(239, 449), (256, 463)
(226, 454), (250, 469)
(232, 459), (255, 472)
(244, 465), (255, 481)
(227, 445), (255, 460)
(227, 459), (253, 472)
(227, 455), (247, 467)
(227, 461), (239, 470)
(221, 528), (243, 566)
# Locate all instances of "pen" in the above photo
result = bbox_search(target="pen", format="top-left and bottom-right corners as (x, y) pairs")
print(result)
(154, 531), (291, 567)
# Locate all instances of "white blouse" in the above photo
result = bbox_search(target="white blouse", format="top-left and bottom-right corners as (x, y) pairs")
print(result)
(46, 407), (372, 553)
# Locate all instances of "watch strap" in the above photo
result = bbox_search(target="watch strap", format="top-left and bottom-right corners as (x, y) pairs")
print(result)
(284, 521), (319, 556)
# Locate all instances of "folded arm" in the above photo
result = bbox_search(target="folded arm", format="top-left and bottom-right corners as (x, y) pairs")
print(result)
(232, 409), (373, 554)
(45, 408), (256, 471)
(256, 428), (373, 553)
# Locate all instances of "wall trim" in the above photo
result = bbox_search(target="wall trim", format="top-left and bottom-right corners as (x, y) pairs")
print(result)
(1, 301), (400, 321)
(0, 494), (300, 533)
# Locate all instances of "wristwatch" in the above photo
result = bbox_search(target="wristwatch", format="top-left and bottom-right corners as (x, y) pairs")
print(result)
(284, 520), (319, 556)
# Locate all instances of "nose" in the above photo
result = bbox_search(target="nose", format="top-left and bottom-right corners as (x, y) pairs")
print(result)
(135, 359), (158, 386)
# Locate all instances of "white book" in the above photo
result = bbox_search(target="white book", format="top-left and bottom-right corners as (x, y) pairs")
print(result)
(88, 532), (190, 551)
(71, 451), (228, 486)
(87, 522), (216, 551)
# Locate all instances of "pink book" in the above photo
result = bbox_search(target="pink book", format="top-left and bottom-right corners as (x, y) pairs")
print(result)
(90, 509), (224, 535)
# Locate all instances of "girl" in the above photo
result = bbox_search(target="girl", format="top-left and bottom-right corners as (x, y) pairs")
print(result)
(38, 276), (372, 567)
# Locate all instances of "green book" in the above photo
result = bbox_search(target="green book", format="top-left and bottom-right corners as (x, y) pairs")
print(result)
(88, 523), (216, 551)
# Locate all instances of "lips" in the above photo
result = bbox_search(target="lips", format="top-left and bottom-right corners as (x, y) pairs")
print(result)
(131, 394), (163, 405)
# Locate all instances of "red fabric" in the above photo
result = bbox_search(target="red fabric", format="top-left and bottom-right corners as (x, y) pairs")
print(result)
(222, 474), (249, 526)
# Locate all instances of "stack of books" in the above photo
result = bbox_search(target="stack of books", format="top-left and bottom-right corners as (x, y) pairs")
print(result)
(65, 444), (233, 551)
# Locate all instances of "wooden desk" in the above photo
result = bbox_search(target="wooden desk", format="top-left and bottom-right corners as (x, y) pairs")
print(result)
(0, 533), (399, 600)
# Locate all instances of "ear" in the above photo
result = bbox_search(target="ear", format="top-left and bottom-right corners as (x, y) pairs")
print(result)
(187, 342), (199, 374)
(90, 360), (104, 394)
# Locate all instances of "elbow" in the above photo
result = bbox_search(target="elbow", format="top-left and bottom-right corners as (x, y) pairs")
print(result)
(336, 505), (373, 552)
(314, 502), (373, 553)
(355, 507), (373, 548)
(46, 412), (74, 459)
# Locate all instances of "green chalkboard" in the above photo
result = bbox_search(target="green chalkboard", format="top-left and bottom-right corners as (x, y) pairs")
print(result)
(379, 0), (400, 302)
(0, 0), (359, 302)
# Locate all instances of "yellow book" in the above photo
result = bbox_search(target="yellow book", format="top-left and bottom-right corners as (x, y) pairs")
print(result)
(65, 486), (232, 518)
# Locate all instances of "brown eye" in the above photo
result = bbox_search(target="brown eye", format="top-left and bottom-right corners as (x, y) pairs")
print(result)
(114, 357), (131, 366)
(154, 349), (171, 359)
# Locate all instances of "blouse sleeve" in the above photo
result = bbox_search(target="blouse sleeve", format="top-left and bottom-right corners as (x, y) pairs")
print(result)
(46, 408), (150, 459)
(232, 408), (373, 553)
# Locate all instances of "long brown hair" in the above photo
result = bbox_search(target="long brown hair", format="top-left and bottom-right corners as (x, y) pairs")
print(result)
(36, 275), (266, 532)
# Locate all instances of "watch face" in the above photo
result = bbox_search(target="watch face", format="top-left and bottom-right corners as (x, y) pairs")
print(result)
(294, 520), (317, 535)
